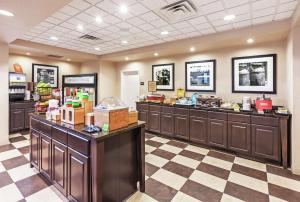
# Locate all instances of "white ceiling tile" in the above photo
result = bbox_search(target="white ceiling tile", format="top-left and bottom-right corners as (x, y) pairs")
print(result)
(207, 10), (226, 21)
(215, 24), (233, 32)
(201, 27), (216, 35)
(233, 20), (251, 28)
(172, 21), (191, 29)
(112, 0), (137, 6)
(85, 7), (108, 17)
(194, 22), (213, 30)
(141, 0), (167, 10)
(252, 15), (274, 25)
(139, 23), (155, 31)
(127, 17), (145, 26)
(188, 16), (207, 26)
(274, 10), (293, 20)
(228, 4), (250, 15)
(60, 22), (76, 29)
(235, 13), (251, 22)
(52, 26), (71, 33)
(210, 19), (230, 27)
(200, 1), (224, 15)
(277, 1), (298, 13)
(149, 18), (168, 28)
(253, 7), (276, 18)
(223, 0), (249, 8)
(53, 12), (70, 21)
(193, 0), (218, 7)
(104, 14), (122, 24)
(60, 5), (81, 16)
(85, 0), (102, 5)
(69, 0), (91, 10)
(46, 17), (62, 25)
(140, 12), (160, 22)
(252, 0), (277, 10)
(128, 3), (149, 16)
(180, 26), (197, 33)
(96, 0), (118, 14)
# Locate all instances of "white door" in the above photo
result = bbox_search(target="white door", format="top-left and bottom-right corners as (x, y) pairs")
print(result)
(121, 70), (139, 110)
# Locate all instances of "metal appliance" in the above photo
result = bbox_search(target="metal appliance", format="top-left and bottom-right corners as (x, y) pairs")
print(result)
(9, 72), (26, 101)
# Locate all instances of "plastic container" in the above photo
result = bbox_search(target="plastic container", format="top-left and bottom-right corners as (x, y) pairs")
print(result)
(72, 100), (81, 108)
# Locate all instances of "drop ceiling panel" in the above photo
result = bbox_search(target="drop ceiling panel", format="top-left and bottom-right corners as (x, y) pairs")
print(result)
(22, 0), (299, 55)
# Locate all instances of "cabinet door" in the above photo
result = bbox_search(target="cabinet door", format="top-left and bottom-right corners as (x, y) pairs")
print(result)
(160, 113), (174, 137)
(68, 148), (90, 202)
(138, 110), (148, 130)
(40, 133), (52, 180)
(208, 119), (227, 149)
(228, 122), (251, 154)
(25, 108), (35, 129)
(251, 125), (280, 161)
(174, 115), (189, 140)
(148, 111), (160, 133)
(30, 130), (40, 170)
(190, 117), (207, 144)
(10, 109), (25, 132)
(52, 139), (68, 196)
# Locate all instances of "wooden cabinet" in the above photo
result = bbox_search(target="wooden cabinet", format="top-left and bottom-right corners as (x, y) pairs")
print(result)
(251, 124), (280, 161)
(52, 139), (68, 196)
(148, 111), (160, 133)
(174, 115), (189, 140)
(160, 113), (174, 137)
(40, 133), (52, 181)
(68, 148), (90, 202)
(25, 108), (35, 129)
(190, 117), (207, 144)
(10, 109), (25, 132)
(30, 129), (40, 170)
(228, 122), (251, 154)
(208, 119), (227, 149)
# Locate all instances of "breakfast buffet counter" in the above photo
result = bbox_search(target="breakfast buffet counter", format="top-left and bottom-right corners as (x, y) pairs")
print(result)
(136, 101), (291, 168)
(29, 113), (145, 202)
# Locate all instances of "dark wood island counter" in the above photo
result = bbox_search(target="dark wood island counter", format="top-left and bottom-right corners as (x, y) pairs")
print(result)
(29, 113), (145, 202)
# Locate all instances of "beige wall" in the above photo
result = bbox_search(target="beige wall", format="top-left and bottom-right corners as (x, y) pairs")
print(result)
(80, 60), (118, 102)
(9, 54), (81, 87)
(116, 41), (287, 106)
(0, 43), (9, 145)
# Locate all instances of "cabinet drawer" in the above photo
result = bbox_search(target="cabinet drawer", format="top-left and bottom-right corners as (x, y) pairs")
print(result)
(208, 111), (227, 120)
(10, 102), (35, 109)
(39, 121), (52, 136)
(251, 116), (278, 127)
(228, 113), (250, 123)
(68, 132), (90, 156)
(190, 109), (207, 118)
(161, 106), (174, 114)
(52, 126), (68, 145)
(174, 107), (189, 115)
(149, 105), (161, 112)
(137, 103), (149, 111)
(31, 118), (40, 130)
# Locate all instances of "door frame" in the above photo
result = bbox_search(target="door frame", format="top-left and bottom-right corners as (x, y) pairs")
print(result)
(120, 69), (140, 108)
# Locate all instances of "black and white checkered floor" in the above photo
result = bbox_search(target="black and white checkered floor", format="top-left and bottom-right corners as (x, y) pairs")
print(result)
(0, 132), (300, 201)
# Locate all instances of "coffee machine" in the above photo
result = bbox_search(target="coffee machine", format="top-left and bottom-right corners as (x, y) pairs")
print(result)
(9, 72), (26, 101)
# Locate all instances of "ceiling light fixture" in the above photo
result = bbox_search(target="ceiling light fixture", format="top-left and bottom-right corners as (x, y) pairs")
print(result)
(26, 52), (31, 56)
(0, 10), (14, 17)
(95, 16), (102, 23)
(190, 47), (195, 52)
(125, 57), (129, 61)
(122, 40), (128, 44)
(50, 36), (58, 41)
(120, 4), (128, 14)
(154, 53), (159, 56)
(224, 14), (236, 21)
(94, 47), (100, 51)
(247, 38), (254, 44)
(161, 31), (169, 35)
(77, 24), (83, 30)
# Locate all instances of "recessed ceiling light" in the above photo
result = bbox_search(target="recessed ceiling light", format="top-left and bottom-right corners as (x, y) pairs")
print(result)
(161, 31), (169, 35)
(77, 24), (83, 30)
(50, 36), (58, 41)
(154, 53), (159, 56)
(247, 38), (254, 44)
(125, 57), (129, 61)
(94, 47), (100, 51)
(95, 16), (102, 23)
(67, 58), (71, 61)
(26, 52), (31, 56)
(224, 14), (236, 21)
(0, 10), (14, 17)
(122, 40), (128, 44)
(190, 47), (195, 52)
(120, 4), (128, 14)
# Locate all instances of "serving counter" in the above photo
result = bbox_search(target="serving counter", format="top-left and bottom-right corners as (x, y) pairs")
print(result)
(29, 113), (145, 202)
(137, 102), (291, 168)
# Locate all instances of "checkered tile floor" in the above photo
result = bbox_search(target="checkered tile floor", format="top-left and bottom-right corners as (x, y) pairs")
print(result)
(1, 132), (300, 202)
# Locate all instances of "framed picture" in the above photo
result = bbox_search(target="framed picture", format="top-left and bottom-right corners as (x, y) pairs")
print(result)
(148, 81), (157, 92)
(32, 63), (59, 88)
(185, 60), (216, 92)
(152, 63), (174, 91)
(232, 54), (277, 94)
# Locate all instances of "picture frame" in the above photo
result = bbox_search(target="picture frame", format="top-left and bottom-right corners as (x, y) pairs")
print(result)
(232, 54), (277, 94)
(185, 60), (216, 92)
(148, 81), (157, 92)
(32, 63), (59, 88)
(152, 63), (174, 91)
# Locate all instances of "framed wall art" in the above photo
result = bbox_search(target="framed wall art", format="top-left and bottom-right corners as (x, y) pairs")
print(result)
(185, 60), (216, 92)
(152, 63), (174, 91)
(32, 63), (59, 88)
(232, 54), (277, 94)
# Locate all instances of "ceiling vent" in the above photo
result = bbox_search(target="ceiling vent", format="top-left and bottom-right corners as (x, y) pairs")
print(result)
(47, 54), (63, 59)
(155, 0), (198, 23)
(79, 34), (101, 44)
